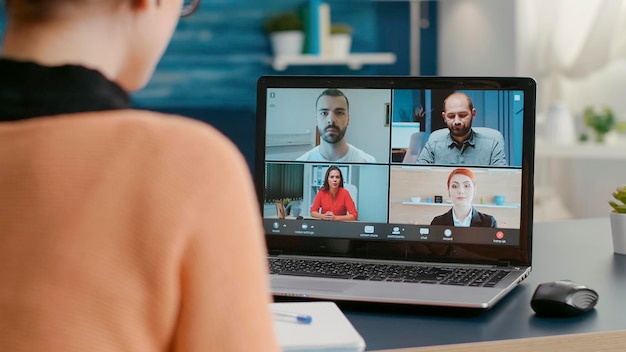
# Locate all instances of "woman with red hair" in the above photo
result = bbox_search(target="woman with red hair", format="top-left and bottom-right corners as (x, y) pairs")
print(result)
(431, 168), (497, 227)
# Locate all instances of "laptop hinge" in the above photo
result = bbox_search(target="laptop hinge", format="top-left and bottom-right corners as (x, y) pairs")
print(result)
(268, 250), (283, 257)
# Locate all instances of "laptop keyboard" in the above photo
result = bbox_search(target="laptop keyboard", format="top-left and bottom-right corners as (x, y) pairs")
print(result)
(269, 258), (511, 288)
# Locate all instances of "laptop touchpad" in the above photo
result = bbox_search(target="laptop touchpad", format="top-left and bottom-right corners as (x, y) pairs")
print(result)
(272, 277), (356, 293)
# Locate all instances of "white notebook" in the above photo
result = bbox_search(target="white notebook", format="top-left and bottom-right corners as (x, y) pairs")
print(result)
(271, 301), (366, 352)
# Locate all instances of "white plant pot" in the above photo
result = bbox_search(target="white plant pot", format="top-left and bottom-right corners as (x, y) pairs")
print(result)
(330, 34), (352, 57)
(269, 31), (304, 56)
(610, 212), (626, 255)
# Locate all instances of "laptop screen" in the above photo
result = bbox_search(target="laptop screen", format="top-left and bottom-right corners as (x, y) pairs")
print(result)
(256, 76), (535, 266)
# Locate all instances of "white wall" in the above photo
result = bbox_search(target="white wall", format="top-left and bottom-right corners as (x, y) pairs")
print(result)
(437, 0), (626, 221)
(438, 0), (517, 76)
(437, 0), (622, 110)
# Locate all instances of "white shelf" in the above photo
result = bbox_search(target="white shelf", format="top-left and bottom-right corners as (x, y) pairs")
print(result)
(535, 141), (626, 160)
(401, 201), (520, 209)
(271, 53), (397, 71)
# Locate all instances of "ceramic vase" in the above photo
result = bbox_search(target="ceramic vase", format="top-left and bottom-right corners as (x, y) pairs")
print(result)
(544, 102), (576, 145)
(610, 212), (626, 255)
(330, 34), (352, 57)
(269, 31), (304, 56)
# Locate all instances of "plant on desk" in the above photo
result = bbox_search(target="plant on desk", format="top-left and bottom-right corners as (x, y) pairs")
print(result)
(610, 186), (626, 213)
(609, 185), (626, 255)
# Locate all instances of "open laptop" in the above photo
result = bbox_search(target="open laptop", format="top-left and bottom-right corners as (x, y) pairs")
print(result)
(255, 76), (536, 309)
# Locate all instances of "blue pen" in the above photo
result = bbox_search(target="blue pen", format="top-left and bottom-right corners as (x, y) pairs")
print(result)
(273, 310), (313, 324)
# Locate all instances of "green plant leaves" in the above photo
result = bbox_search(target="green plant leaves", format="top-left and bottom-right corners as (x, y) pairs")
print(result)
(583, 106), (615, 142)
(610, 185), (626, 213)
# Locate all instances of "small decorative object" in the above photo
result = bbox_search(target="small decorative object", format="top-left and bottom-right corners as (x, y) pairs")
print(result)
(264, 12), (304, 56)
(282, 198), (292, 216)
(434, 195), (443, 203)
(609, 185), (626, 255)
(329, 23), (353, 57)
(494, 195), (505, 206)
(275, 200), (286, 219)
(580, 106), (626, 143)
(544, 102), (576, 145)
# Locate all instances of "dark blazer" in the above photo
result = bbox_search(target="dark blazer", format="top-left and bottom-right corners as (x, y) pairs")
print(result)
(430, 207), (498, 228)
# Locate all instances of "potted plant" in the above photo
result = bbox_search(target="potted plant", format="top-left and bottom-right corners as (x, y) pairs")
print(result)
(609, 185), (626, 255)
(330, 23), (353, 57)
(579, 106), (626, 143)
(282, 198), (292, 216)
(263, 12), (304, 56)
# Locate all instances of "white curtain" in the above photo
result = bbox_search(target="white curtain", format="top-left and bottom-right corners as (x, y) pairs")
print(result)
(517, 0), (626, 113)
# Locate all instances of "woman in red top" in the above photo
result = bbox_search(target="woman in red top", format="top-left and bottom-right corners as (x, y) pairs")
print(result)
(310, 166), (358, 221)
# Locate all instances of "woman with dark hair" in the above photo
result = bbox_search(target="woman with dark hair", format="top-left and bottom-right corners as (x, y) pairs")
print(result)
(0, 0), (278, 350)
(431, 168), (497, 227)
(310, 166), (358, 221)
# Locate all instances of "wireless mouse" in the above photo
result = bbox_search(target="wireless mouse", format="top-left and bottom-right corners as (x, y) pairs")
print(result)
(530, 280), (598, 317)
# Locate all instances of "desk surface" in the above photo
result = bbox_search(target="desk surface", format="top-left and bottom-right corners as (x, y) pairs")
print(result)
(340, 217), (626, 351)
(377, 329), (626, 352)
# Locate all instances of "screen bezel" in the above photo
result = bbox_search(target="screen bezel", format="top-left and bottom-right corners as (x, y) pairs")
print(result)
(255, 75), (535, 267)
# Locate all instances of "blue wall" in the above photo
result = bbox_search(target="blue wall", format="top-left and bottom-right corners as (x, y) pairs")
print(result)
(132, 1), (418, 110)
(0, 0), (438, 171)
(134, 1), (437, 171)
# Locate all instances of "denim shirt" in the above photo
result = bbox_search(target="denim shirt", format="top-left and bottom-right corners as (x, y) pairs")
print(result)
(416, 129), (507, 166)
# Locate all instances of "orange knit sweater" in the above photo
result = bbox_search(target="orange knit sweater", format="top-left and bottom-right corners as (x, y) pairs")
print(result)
(0, 110), (279, 351)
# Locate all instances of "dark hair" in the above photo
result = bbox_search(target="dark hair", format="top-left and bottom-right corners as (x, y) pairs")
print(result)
(443, 92), (474, 112)
(321, 166), (344, 191)
(316, 89), (349, 112)
(4, 0), (130, 22)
